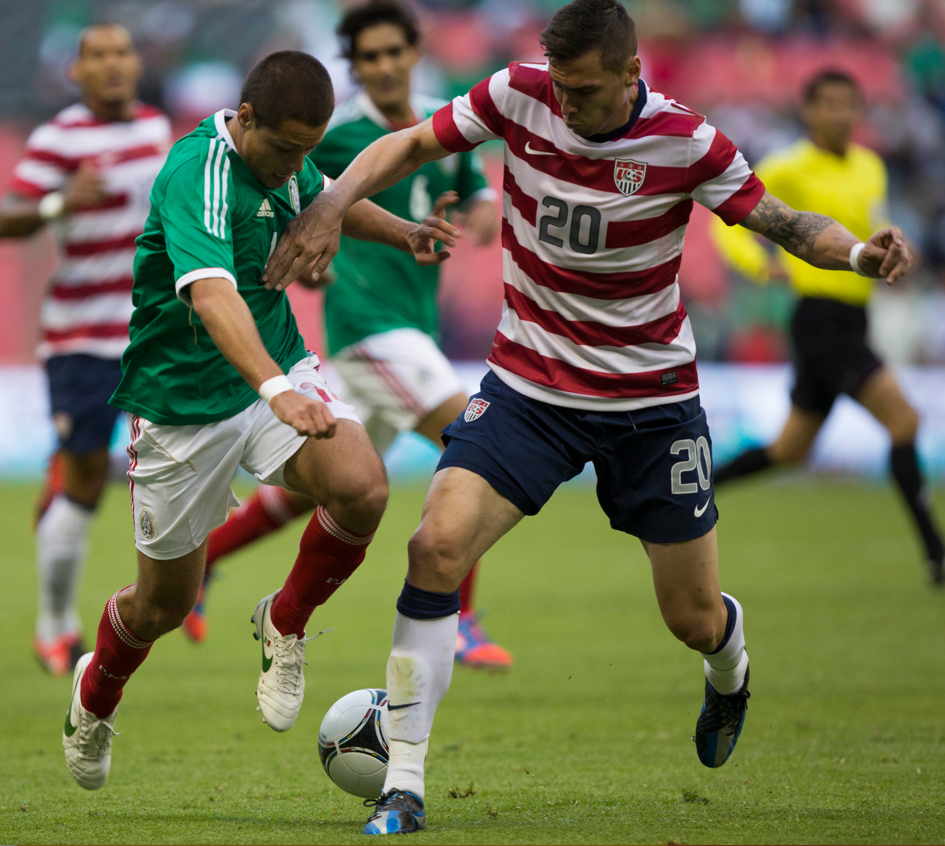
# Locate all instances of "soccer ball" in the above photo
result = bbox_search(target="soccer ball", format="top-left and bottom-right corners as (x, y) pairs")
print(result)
(318, 688), (390, 799)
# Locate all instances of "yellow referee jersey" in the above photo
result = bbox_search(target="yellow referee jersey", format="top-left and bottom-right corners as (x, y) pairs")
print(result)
(712, 138), (890, 307)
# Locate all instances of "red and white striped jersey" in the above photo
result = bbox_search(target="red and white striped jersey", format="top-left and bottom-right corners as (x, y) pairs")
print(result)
(10, 102), (171, 360)
(432, 64), (765, 411)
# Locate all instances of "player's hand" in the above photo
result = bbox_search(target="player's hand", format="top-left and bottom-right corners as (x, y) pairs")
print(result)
(859, 226), (913, 285)
(453, 197), (500, 247)
(263, 192), (346, 292)
(293, 261), (335, 291)
(63, 160), (109, 211)
(406, 191), (461, 267)
(269, 391), (337, 438)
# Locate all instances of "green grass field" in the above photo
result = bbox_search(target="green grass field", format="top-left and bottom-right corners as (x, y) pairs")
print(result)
(1, 478), (944, 845)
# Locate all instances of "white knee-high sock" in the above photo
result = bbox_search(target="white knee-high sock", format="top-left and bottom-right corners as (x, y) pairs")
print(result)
(35, 496), (93, 641)
(701, 593), (748, 696)
(382, 611), (459, 800)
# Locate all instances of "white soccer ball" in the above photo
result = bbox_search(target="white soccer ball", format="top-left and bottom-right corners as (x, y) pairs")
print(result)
(318, 688), (390, 799)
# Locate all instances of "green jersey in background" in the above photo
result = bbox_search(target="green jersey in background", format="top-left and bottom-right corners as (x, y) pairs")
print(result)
(314, 93), (493, 356)
(111, 110), (324, 425)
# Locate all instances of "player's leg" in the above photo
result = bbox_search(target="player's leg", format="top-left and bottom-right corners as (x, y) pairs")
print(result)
(856, 366), (945, 583)
(415, 391), (514, 670)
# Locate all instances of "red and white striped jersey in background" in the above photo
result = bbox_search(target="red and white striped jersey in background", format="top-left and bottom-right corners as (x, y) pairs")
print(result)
(433, 63), (766, 411)
(9, 102), (171, 361)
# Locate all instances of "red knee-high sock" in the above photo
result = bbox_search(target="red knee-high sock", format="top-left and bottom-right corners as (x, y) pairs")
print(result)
(459, 560), (479, 616)
(270, 506), (376, 638)
(80, 588), (154, 718)
(206, 486), (307, 573)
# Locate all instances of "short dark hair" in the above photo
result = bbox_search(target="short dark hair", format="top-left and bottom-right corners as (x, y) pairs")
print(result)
(540, 0), (637, 73)
(803, 70), (861, 104)
(240, 51), (334, 130)
(337, 0), (421, 63)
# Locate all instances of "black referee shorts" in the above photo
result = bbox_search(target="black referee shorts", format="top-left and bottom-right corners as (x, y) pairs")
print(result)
(789, 296), (883, 417)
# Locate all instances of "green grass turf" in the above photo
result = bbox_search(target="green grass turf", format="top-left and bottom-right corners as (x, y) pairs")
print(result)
(1, 478), (944, 845)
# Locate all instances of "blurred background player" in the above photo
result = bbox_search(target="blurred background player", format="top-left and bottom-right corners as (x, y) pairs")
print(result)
(0, 24), (170, 674)
(184, 0), (511, 670)
(712, 71), (944, 586)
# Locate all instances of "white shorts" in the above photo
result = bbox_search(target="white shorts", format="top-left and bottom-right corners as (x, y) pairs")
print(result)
(330, 328), (464, 454)
(127, 354), (360, 560)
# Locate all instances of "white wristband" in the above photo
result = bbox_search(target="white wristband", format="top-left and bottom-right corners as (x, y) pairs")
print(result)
(38, 191), (65, 221)
(849, 242), (869, 277)
(258, 375), (294, 404)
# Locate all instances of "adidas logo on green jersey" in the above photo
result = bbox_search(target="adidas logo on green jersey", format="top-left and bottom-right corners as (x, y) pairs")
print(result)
(256, 198), (274, 218)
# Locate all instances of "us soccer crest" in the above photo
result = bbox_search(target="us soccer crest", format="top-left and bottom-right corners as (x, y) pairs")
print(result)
(288, 175), (301, 214)
(614, 159), (647, 195)
(464, 398), (490, 422)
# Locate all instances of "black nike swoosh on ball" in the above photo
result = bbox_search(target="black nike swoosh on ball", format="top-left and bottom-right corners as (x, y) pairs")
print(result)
(388, 702), (421, 710)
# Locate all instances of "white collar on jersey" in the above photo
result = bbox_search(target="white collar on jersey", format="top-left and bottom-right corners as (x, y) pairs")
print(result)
(355, 90), (427, 131)
(213, 109), (238, 152)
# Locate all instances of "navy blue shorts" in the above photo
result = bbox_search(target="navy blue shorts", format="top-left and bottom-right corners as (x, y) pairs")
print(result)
(439, 372), (718, 544)
(46, 354), (123, 454)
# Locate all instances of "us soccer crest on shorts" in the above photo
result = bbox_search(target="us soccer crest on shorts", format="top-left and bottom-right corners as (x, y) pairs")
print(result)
(464, 399), (490, 422)
(614, 160), (646, 195)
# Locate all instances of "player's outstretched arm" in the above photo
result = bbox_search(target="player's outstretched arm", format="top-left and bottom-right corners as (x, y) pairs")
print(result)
(189, 277), (336, 439)
(740, 191), (912, 284)
(0, 163), (108, 239)
(263, 118), (451, 291)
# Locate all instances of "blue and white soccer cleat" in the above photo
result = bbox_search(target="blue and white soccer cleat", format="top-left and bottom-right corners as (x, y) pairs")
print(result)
(694, 665), (750, 768)
(362, 789), (426, 835)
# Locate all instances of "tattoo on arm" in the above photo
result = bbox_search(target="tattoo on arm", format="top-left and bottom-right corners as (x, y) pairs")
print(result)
(740, 192), (834, 260)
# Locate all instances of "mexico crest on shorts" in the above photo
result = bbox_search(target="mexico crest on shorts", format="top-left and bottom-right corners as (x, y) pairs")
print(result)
(138, 508), (156, 540)
(288, 175), (301, 214)
(464, 398), (490, 423)
(614, 159), (647, 195)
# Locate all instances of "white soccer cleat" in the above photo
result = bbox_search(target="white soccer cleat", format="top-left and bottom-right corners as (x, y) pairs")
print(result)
(252, 591), (306, 732)
(62, 652), (118, 790)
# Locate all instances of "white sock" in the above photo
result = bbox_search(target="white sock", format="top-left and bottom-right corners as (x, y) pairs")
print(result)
(35, 496), (93, 641)
(701, 593), (748, 696)
(382, 611), (459, 800)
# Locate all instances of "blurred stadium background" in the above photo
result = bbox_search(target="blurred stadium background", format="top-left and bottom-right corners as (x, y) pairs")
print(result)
(3, 0), (945, 479)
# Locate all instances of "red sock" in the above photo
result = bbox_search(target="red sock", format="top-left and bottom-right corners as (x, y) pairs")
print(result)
(459, 560), (479, 616)
(80, 588), (154, 718)
(270, 506), (376, 638)
(206, 486), (307, 572)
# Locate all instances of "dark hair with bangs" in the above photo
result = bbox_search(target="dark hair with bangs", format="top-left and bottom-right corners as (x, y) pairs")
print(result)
(240, 51), (334, 130)
(539, 0), (637, 73)
(803, 69), (861, 104)
(338, 0), (421, 62)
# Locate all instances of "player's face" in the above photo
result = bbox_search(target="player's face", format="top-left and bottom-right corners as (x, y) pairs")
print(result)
(238, 108), (327, 189)
(351, 23), (419, 113)
(804, 82), (861, 154)
(70, 26), (141, 108)
(549, 50), (640, 138)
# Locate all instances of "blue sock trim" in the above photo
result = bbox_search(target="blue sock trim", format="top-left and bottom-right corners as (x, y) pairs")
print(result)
(709, 595), (737, 655)
(396, 580), (461, 620)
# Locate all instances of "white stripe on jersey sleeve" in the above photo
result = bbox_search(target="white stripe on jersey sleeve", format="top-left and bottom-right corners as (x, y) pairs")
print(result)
(451, 67), (510, 147)
(203, 139), (216, 234)
(175, 267), (238, 306)
(218, 153), (231, 240)
(12, 158), (65, 192)
(691, 153), (755, 212)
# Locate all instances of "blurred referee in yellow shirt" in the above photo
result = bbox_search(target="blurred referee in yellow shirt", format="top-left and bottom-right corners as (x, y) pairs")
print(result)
(712, 70), (944, 586)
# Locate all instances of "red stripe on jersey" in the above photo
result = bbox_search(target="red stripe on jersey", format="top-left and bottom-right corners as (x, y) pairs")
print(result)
(630, 111), (705, 139)
(502, 220), (681, 300)
(468, 76), (506, 138)
(26, 142), (165, 171)
(503, 167), (537, 225)
(42, 322), (129, 343)
(432, 106), (477, 153)
(605, 200), (692, 249)
(504, 283), (687, 348)
(686, 129), (737, 192)
(49, 276), (134, 301)
(72, 192), (131, 212)
(23, 148), (77, 170)
(508, 63), (563, 119)
(64, 232), (139, 258)
(711, 174), (766, 225)
(7, 177), (48, 199)
(488, 334), (699, 399)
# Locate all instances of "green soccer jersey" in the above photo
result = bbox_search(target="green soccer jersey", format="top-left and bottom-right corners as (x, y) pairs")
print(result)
(111, 110), (323, 425)
(314, 93), (493, 356)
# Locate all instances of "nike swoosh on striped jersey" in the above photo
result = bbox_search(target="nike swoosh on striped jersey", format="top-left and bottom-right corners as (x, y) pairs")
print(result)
(524, 141), (556, 156)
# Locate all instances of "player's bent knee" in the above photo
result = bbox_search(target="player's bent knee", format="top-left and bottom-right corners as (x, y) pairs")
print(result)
(666, 614), (725, 653)
(406, 525), (466, 588)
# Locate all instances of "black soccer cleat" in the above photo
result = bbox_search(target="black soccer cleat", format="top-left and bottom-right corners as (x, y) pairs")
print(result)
(694, 665), (750, 768)
(362, 789), (426, 835)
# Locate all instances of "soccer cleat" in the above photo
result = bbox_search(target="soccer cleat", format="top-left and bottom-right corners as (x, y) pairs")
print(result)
(455, 612), (514, 671)
(34, 632), (84, 677)
(928, 555), (944, 588)
(694, 665), (750, 768)
(252, 591), (306, 732)
(182, 575), (210, 643)
(62, 652), (119, 790)
(362, 789), (426, 835)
